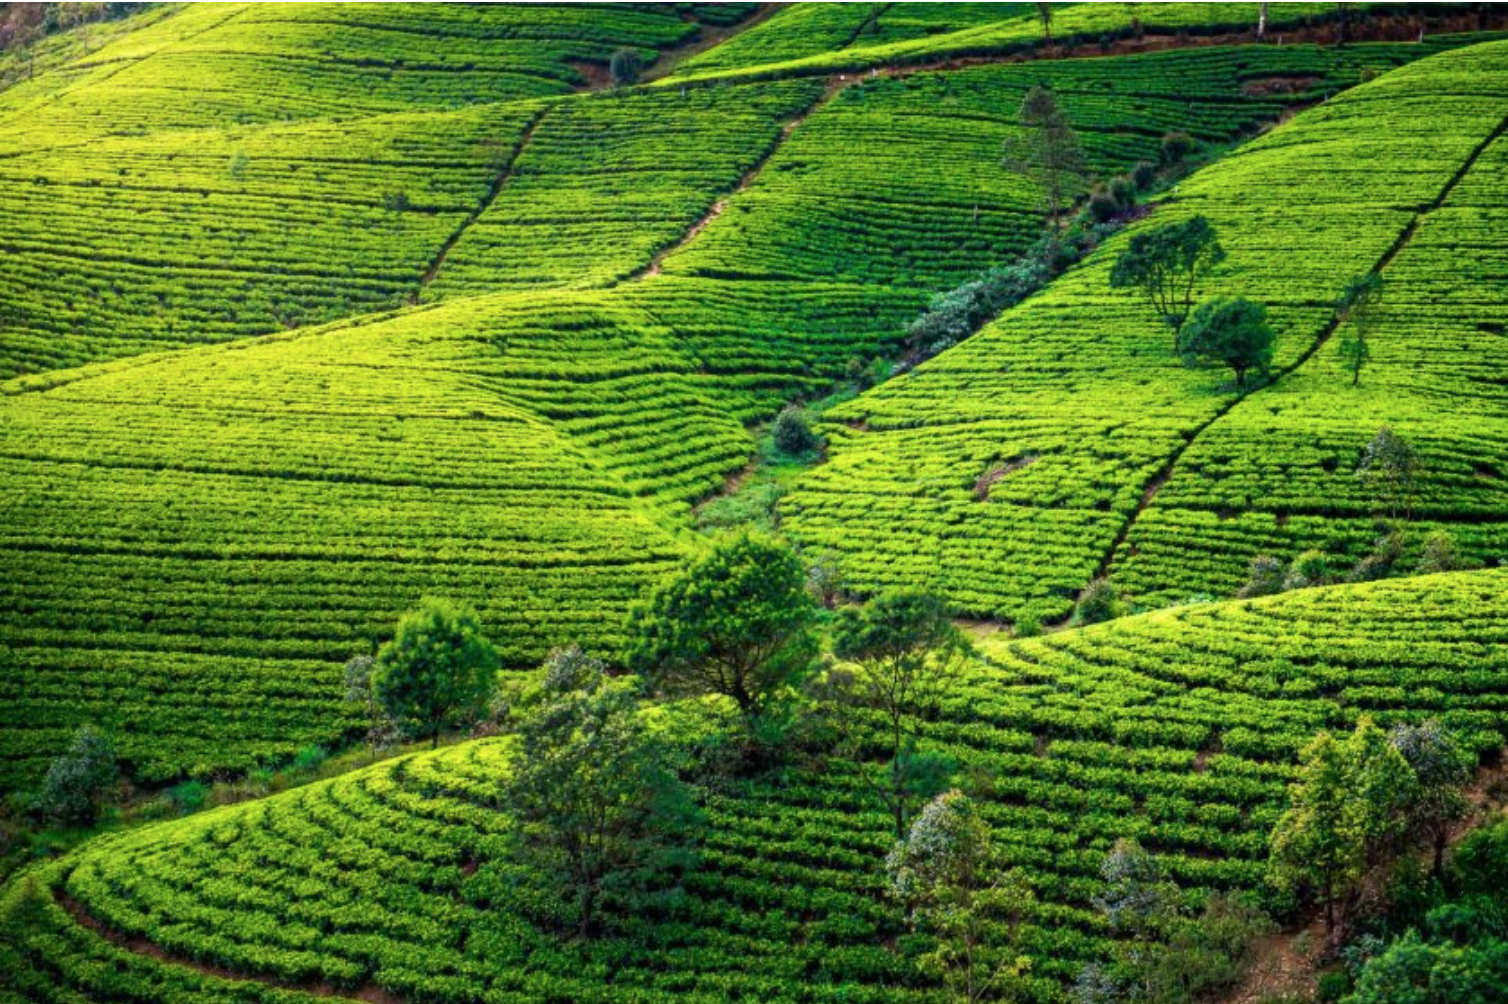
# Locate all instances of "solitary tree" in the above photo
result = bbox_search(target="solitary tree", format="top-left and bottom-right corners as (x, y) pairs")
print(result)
(608, 47), (643, 86)
(1357, 427), (1421, 520)
(1004, 84), (1087, 231)
(29, 725), (118, 826)
(1110, 216), (1227, 347)
(1035, 2), (1054, 44)
(505, 660), (698, 938)
(831, 589), (971, 836)
(888, 790), (1034, 1004)
(373, 598), (500, 748)
(1269, 718), (1418, 937)
(1335, 273), (1383, 386)
(1389, 720), (1474, 879)
(1177, 297), (1275, 389)
(626, 532), (818, 725)
(344, 654), (401, 763)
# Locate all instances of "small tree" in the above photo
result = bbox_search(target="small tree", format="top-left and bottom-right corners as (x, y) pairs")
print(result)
(1237, 554), (1286, 598)
(1177, 297), (1275, 389)
(1109, 216), (1226, 347)
(1334, 273), (1383, 386)
(805, 548), (845, 610)
(1269, 718), (1418, 938)
(1416, 529), (1466, 575)
(1076, 577), (1121, 625)
(1004, 84), (1088, 230)
(1160, 131), (1194, 166)
(1284, 549), (1336, 591)
(1095, 838), (1180, 942)
(832, 590), (971, 836)
(626, 533), (818, 724)
(608, 47), (643, 87)
(888, 790), (1034, 1004)
(344, 654), (401, 763)
(373, 598), (500, 748)
(1035, 2), (1053, 43)
(772, 404), (819, 455)
(506, 663), (698, 938)
(1388, 720), (1473, 879)
(1357, 427), (1420, 521)
(29, 725), (118, 826)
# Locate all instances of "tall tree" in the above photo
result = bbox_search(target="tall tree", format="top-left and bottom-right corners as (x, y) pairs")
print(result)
(1357, 426), (1421, 521)
(505, 659), (698, 939)
(1176, 296), (1275, 389)
(1389, 720), (1474, 879)
(373, 598), (499, 748)
(1269, 718), (1418, 937)
(626, 532), (817, 725)
(1004, 84), (1087, 232)
(1334, 273), (1383, 386)
(1109, 215), (1227, 348)
(1035, 2), (1053, 43)
(888, 790), (1034, 1004)
(830, 589), (971, 836)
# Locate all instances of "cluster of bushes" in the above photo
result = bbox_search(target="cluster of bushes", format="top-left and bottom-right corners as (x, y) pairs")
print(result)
(1239, 527), (1469, 601)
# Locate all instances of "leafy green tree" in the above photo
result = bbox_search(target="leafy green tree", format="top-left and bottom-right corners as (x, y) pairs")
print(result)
(1109, 216), (1226, 346)
(29, 725), (118, 826)
(1176, 297), (1275, 388)
(1388, 720), (1473, 879)
(1335, 273), (1383, 386)
(626, 533), (817, 724)
(888, 790), (1034, 1004)
(773, 404), (819, 455)
(1269, 718), (1418, 937)
(608, 47), (643, 86)
(344, 654), (401, 763)
(805, 548), (845, 610)
(373, 598), (500, 748)
(1416, 529), (1466, 575)
(505, 660), (698, 939)
(1076, 577), (1122, 625)
(831, 589), (971, 836)
(1095, 839), (1181, 942)
(1004, 84), (1087, 230)
(1357, 427), (1421, 521)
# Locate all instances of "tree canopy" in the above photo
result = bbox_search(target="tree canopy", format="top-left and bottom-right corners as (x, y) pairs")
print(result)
(373, 597), (499, 748)
(1110, 215), (1226, 343)
(1176, 296), (1275, 388)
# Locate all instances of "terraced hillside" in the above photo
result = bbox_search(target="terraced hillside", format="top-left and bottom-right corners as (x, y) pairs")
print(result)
(1, 21), (1441, 788)
(5, 569), (1507, 1003)
(783, 39), (1508, 622)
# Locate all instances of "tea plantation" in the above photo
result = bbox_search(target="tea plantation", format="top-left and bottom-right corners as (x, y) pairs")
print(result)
(3, 4), (1508, 1004)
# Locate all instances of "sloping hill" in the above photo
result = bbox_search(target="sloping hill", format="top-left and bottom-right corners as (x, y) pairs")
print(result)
(782, 39), (1508, 622)
(0, 36), (1418, 788)
(4, 568), (1506, 1002)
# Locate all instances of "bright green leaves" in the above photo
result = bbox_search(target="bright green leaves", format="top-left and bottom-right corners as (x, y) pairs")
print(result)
(373, 597), (500, 748)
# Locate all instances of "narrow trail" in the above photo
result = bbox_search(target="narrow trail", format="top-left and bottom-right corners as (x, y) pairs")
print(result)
(639, 79), (841, 280)
(407, 106), (548, 303)
(1081, 104), (1508, 606)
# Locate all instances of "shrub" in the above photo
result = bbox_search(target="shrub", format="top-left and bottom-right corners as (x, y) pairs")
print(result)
(1237, 554), (1286, 598)
(1161, 131), (1194, 164)
(291, 745), (328, 773)
(1283, 550), (1335, 591)
(1076, 578), (1121, 625)
(1130, 160), (1157, 190)
(28, 725), (118, 826)
(167, 779), (209, 815)
(1109, 175), (1136, 206)
(773, 405), (819, 455)
(1087, 185), (1121, 223)
(1348, 530), (1405, 583)
(1416, 530), (1465, 574)
(1014, 612), (1042, 638)
(609, 48), (643, 86)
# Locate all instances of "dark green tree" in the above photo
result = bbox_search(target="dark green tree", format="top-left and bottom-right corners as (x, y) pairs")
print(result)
(831, 589), (971, 836)
(505, 660), (698, 939)
(626, 533), (818, 724)
(373, 598), (500, 748)
(1335, 273), (1383, 386)
(1388, 720), (1474, 879)
(1076, 577), (1122, 625)
(1004, 84), (1087, 230)
(1109, 215), (1226, 346)
(772, 404), (819, 455)
(609, 47), (643, 86)
(29, 725), (118, 826)
(1177, 297), (1275, 388)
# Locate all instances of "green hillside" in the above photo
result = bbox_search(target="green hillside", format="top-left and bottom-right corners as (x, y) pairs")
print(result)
(5, 568), (1506, 1002)
(3, 5), (1508, 1004)
(0, 27), (1446, 788)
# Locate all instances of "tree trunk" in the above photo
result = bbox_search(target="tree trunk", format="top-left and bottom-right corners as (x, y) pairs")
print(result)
(1257, 2), (1268, 40)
